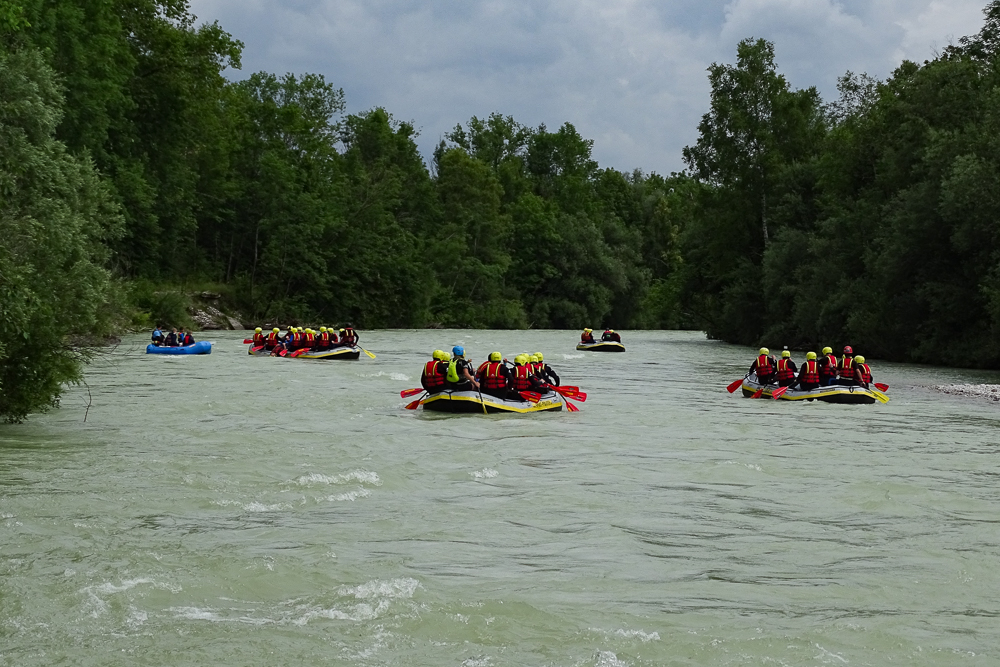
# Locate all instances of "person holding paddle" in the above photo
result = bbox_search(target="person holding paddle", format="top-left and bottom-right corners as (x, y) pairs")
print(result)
(853, 355), (874, 389)
(792, 352), (821, 391)
(580, 328), (595, 343)
(776, 349), (797, 388)
(749, 347), (777, 385)
(476, 352), (511, 399)
(818, 346), (838, 386)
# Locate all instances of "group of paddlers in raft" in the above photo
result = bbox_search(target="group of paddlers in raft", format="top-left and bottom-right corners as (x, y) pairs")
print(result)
(249, 324), (359, 356)
(749, 345), (877, 390)
(580, 328), (622, 343)
(421, 346), (561, 401)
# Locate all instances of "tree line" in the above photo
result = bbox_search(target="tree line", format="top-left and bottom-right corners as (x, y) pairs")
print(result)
(4, 0), (1000, 421)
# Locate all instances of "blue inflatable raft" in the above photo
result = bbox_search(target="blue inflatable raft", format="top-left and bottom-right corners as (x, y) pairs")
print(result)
(146, 341), (212, 355)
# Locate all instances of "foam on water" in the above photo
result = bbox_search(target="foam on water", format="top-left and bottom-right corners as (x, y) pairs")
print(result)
(213, 499), (292, 512)
(294, 470), (381, 486)
(470, 468), (499, 479)
(595, 651), (631, 667)
(323, 487), (371, 502)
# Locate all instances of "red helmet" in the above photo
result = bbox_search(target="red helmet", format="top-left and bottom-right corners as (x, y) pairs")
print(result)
(844, 345), (853, 354)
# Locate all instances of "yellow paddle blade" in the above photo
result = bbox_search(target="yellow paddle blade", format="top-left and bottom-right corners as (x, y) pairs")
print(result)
(871, 389), (890, 404)
(363, 348), (376, 359)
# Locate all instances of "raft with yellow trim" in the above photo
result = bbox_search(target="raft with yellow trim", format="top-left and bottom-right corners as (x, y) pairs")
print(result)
(247, 344), (361, 360)
(576, 341), (625, 352)
(420, 389), (564, 414)
(741, 374), (884, 404)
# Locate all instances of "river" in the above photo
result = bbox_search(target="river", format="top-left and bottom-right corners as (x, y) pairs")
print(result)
(2, 330), (998, 666)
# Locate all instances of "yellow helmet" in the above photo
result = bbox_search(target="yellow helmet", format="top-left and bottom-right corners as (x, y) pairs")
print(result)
(781, 350), (791, 358)
(514, 354), (528, 365)
(609, 329), (615, 333)
(320, 326), (327, 333)
(489, 351), (502, 362)
(759, 348), (769, 356)
(432, 349), (444, 361)
(339, 328), (345, 333)
(806, 351), (817, 360)
(255, 327), (262, 332)
(854, 355), (866, 364)
(530, 354), (540, 363)
(272, 328), (279, 333)
(535, 352), (544, 361)
(441, 351), (451, 361)
(584, 328), (592, 333)
(822, 346), (832, 355)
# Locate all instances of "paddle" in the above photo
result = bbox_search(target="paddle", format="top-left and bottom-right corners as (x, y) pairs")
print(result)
(874, 382), (889, 392)
(564, 399), (580, 412)
(243, 338), (253, 344)
(520, 391), (542, 403)
(751, 387), (766, 399)
(361, 347), (376, 359)
(871, 388), (890, 404)
(771, 386), (789, 400)
(560, 390), (587, 402)
(400, 388), (424, 398)
(289, 348), (310, 358)
(404, 398), (422, 410)
(251, 345), (265, 352)
(727, 377), (747, 393)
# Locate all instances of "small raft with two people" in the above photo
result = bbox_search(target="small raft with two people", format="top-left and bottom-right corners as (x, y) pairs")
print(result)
(244, 324), (374, 360)
(401, 347), (586, 413)
(577, 328), (625, 352)
(146, 341), (212, 355)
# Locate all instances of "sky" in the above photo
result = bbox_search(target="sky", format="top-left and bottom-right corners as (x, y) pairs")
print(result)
(187, 0), (989, 175)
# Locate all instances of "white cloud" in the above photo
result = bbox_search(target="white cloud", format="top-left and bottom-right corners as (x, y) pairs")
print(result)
(188, 0), (989, 174)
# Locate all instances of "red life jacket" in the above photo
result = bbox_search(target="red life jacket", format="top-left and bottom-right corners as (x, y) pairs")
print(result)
(856, 363), (872, 384)
(756, 354), (774, 375)
(423, 360), (446, 389)
(343, 328), (357, 345)
(266, 332), (279, 347)
(513, 365), (533, 391)
(180, 333), (192, 345)
(821, 354), (837, 377)
(839, 355), (854, 379)
(318, 331), (330, 347)
(253, 332), (265, 345)
(800, 360), (819, 384)
(482, 362), (507, 390)
(581, 332), (594, 343)
(777, 358), (795, 382)
(305, 332), (315, 346)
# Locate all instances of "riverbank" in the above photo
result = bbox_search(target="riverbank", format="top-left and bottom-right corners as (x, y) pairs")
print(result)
(932, 383), (1000, 403)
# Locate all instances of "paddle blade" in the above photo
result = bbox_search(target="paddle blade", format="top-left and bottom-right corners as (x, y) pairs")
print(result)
(290, 348), (308, 358)
(243, 338), (253, 344)
(563, 391), (587, 402)
(400, 388), (423, 398)
(874, 383), (889, 392)
(363, 348), (376, 359)
(565, 400), (580, 412)
(405, 398), (421, 410)
(751, 388), (765, 399)
(872, 389), (890, 404)
(771, 387), (788, 400)
(520, 391), (542, 403)
(278, 348), (288, 357)
(727, 378), (745, 393)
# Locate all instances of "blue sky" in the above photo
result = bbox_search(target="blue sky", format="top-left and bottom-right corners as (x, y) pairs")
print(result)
(188, 0), (989, 175)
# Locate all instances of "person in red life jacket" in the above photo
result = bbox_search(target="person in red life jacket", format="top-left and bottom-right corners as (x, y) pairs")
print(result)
(177, 328), (194, 346)
(327, 326), (340, 346)
(265, 328), (281, 350)
(581, 328), (595, 343)
(252, 327), (265, 346)
(792, 351), (822, 391)
(818, 346), (838, 386)
(776, 349), (798, 387)
(340, 323), (359, 347)
(534, 352), (560, 386)
(303, 328), (316, 349)
(838, 345), (856, 384)
(601, 329), (622, 343)
(475, 351), (511, 399)
(421, 350), (450, 393)
(853, 355), (874, 389)
(509, 354), (545, 400)
(315, 327), (332, 350)
(749, 347), (777, 385)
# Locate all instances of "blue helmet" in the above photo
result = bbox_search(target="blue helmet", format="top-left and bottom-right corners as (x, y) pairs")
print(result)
(452, 345), (464, 357)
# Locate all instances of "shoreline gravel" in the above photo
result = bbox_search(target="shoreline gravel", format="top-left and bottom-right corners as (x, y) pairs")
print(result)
(933, 384), (1000, 402)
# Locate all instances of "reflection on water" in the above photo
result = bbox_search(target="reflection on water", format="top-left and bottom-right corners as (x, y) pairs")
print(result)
(1, 330), (999, 666)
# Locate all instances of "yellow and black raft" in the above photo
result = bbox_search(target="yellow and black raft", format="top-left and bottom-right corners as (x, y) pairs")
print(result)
(247, 344), (362, 360)
(420, 389), (564, 414)
(576, 340), (625, 352)
(741, 373), (888, 404)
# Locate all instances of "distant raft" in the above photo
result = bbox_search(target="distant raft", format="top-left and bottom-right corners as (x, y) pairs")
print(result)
(146, 342), (212, 355)
(741, 373), (886, 404)
(419, 389), (564, 414)
(247, 344), (361, 360)
(576, 340), (625, 352)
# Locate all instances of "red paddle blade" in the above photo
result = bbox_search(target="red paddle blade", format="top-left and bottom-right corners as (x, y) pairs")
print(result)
(751, 388), (765, 399)
(560, 386), (579, 393)
(565, 400), (580, 412)
(251, 345), (264, 352)
(290, 349), (308, 358)
(874, 383), (889, 392)
(400, 388), (423, 398)
(243, 338), (253, 344)
(278, 348), (288, 357)
(727, 378), (745, 393)
(405, 398), (421, 410)
(520, 391), (542, 403)
(564, 391), (587, 402)
(771, 387), (788, 400)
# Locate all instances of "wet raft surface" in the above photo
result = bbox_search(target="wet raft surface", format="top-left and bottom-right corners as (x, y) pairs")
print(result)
(2, 330), (999, 666)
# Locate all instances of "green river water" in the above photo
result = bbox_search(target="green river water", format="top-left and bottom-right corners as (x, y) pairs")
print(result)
(2, 330), (999, 666)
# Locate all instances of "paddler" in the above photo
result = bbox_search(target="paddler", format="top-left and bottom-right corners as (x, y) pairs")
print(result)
(476, 352), (511, 398)
(341, 323), (359, 347)
(792, 352), (821, 391)
(749, 347), (777, 385)
(818, 346), (838, 386)
(252, 327), (265, 346)
(164, 328), (178, 347)
(177, 327), (194, 346)
(776, 349), (797, 388)
(601, 329), (622, 343)
(509, 354), (545, 399)
(316, 327), (331, 350)
(151, 325), (164, 346)
(303, 328), (316, 349)
(581, 328), (595, 343)
(853, 355), (874, 389)
(534, 352), (560, 386)
(266, 327), (281, 350)
(446, 346), (479, 391)
(838, 345), (856, 385)
(421, 350), (449, 393)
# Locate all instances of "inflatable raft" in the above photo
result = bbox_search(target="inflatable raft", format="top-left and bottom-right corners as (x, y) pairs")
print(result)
(419, 389), (564, 414)
(741, 373), (886, 404)
(576, 340), (625, 352)
(146, 341), (212, 355)
(247, 344), (361, 360)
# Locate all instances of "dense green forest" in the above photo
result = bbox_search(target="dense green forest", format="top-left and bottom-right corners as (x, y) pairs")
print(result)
(4, 0), (1000, 420)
